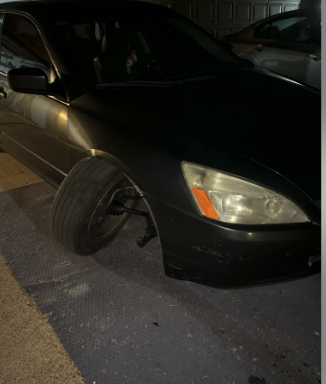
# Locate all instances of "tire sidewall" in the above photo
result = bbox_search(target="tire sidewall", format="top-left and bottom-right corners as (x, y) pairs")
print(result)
(75, 171), (134, 255)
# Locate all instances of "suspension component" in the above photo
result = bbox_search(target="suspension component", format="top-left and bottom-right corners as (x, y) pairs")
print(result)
(136, 214), (158, 248)
(107, 200), (158, 247)
(107, 201), (148, 217)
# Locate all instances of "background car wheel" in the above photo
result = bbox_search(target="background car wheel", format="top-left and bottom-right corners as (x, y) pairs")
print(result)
(49, 157), (139, 256)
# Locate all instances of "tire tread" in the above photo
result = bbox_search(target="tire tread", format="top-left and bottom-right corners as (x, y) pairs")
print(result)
(50, 157), (122, 255)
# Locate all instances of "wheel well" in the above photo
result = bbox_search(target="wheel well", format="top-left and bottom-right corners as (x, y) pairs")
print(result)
(84, 150), (161, 245)
(84, 149), (147, 195)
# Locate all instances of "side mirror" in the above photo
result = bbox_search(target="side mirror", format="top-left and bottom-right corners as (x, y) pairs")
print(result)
(7, 67), (49, 95)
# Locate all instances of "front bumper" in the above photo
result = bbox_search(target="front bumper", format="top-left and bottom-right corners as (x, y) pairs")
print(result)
(146, 195), (321, 288)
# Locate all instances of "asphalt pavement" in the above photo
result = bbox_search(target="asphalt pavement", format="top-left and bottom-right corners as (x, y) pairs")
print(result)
(0, 153), (321, 384)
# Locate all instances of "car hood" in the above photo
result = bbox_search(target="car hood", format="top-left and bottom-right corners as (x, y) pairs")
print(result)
(95, 66), (321, 201)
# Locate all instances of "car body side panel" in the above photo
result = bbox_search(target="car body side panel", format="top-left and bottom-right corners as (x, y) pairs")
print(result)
(249, 45), (307, 82)
(0, 131), (66, 187)
(0, 78), (74, 173)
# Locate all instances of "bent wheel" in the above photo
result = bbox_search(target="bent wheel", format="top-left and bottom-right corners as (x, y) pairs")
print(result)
(49, 157), (139, 255)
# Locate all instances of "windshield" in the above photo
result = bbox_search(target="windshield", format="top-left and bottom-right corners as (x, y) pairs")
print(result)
(51, 3), (238, 85)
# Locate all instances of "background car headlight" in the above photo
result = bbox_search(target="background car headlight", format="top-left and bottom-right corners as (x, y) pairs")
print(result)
(182, 162), (309, 224)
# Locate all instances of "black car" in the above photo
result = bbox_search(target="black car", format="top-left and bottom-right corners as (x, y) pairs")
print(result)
(0, 0), (321, 288)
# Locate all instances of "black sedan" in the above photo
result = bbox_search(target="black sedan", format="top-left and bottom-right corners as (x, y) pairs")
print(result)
(0, 0), (321, 288)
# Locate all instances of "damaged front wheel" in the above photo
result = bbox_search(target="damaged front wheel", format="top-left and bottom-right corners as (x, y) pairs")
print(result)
(49, 157), (145, 256)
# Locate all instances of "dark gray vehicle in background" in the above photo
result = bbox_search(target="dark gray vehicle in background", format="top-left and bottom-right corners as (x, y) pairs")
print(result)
(0, 0), (321, 289)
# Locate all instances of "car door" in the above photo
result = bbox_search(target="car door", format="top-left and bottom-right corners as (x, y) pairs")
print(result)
(248, 11), (321, 85)
(0, 12), (71, 184)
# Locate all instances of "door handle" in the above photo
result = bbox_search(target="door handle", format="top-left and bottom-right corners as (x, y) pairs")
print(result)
(255, 45), (265, 51)
(310, 53), (321, 61)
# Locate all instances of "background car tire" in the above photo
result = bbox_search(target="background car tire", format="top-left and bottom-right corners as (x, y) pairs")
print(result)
(49, 156), (139, 256)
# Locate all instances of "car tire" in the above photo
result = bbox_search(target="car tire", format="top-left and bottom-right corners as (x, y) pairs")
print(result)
(49, 156), (139, 256)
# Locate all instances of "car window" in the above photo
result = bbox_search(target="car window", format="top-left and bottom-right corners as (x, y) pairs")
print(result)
(0, 14), (54, 81)
(53, 15), (238, 85)
(256, 12), (320, 43)
(270, 16), (309, 41)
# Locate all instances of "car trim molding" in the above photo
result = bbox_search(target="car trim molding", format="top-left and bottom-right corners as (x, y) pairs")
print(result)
(0, 131), (67, 178)
(47, 95), (70, 107)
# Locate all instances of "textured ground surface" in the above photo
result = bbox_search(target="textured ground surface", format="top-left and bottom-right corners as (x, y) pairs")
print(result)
(0, 152), (42, 192)
(0, 252), (86, 384)
(0, 153), (321, 384)
(0, 153), (86, 384)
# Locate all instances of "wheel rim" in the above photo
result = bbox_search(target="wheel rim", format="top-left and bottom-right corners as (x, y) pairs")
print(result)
(88, 177), (136, 242)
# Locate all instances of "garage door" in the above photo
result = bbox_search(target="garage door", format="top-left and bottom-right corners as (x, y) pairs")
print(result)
(172, 0), (300, 39)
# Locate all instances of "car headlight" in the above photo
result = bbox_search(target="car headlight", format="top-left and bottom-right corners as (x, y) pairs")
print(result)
(182, 162), (309, 224)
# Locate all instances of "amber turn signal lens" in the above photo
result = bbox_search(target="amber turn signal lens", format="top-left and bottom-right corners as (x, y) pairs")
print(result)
(192, 187), (220, 220)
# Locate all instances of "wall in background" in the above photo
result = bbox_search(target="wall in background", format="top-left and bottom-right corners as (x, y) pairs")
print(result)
(172, 0), (301, 39)
(300, 0), (320, 8)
